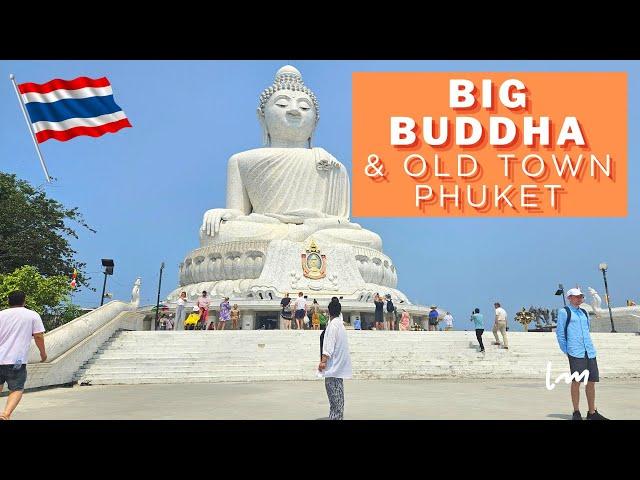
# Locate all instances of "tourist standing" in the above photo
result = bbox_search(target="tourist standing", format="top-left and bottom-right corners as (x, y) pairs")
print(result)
(217, 297), (231, 330)
(0, 291), (47, 420)
(319, 310), (328, 330)
(280, 293), (293, 330)
(374, 294), (384, 330)
(294, 292), (307, 330)
(175, 291), (187, 331)
(197, 291), (211, 330)
(318, 299), (352, 420)
(230, 304), (240, 330)
(385, 295), (396, 330)
(311, 299), (321, 330)
(470, 308), (485, 353)
(428, 306), (439, 331)
(492, 302), (509, 349)
(304, 296), (312, 330)
(320, 298), (339, 352)
(443, 312), (454, 331)
(399, 309), (410, 331)
(556, 288), (608, 420)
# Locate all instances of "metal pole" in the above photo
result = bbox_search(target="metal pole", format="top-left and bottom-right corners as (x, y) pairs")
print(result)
(100, 271), (108, 306)
(155, 262), (165, 329)
(559, 284), (566, 307)
(9, 74), (51, 182)
(602, 270), (616, 333)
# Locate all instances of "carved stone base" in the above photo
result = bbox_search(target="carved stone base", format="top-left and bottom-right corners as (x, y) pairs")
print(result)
(168, 239), (410, 304)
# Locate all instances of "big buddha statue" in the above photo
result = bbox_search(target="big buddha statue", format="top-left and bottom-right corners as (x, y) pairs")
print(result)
(168, 66), (410, 304)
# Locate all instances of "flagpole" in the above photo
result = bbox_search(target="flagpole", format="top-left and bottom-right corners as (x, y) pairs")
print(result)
(9, 74), (51, 183)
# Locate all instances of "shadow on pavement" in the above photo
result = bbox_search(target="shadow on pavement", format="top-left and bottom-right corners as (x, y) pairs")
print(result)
(546, 413), (573, 420)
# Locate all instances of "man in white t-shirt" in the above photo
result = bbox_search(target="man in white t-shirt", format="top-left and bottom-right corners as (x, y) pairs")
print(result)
(492, 302), (509, 349)
(294, 292), (307, 330)
(0, 291), (47, 420)
(443, 312), (454, 331)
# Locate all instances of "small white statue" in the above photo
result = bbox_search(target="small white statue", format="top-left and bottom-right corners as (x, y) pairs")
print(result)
(588, 287), (602, 313)
(131, 277), (141, 307)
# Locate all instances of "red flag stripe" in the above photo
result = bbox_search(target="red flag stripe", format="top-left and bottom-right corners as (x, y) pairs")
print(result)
(19, 76), (111, 94)
(36, 118), (132, 143)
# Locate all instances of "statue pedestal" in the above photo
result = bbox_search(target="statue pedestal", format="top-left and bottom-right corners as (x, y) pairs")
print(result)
(169, 239), (407, 304)
(241, 312), (255, 330)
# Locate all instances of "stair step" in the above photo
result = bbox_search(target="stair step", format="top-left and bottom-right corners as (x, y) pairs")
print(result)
(74, 330), (640, 385)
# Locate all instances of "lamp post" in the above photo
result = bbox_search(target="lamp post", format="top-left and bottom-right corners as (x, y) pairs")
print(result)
(599, 262), (616, 333)
(99, 259), (115, 306)
(155, 262), (165, 329)
(555, 283), (566, 307)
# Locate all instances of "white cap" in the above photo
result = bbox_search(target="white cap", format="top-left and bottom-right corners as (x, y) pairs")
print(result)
(566, 287), (584, 298)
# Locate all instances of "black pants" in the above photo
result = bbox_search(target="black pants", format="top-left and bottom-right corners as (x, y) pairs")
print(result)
(475, 329), (485, 351)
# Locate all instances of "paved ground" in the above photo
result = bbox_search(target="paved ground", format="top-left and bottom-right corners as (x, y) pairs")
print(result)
(5, 379), (638, 420)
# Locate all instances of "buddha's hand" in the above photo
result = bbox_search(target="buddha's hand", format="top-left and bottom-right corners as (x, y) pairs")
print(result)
(315, 150), (341, 171)
(201, 208), (240, 236)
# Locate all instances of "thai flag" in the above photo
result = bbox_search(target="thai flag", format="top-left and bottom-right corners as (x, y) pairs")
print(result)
(17, 76), (132, 143)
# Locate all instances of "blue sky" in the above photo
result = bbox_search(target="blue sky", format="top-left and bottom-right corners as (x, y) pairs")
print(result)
(1, 60), (638, 330)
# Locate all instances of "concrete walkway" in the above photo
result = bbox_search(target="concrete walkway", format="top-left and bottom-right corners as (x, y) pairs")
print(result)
(6, 379), (639, 419)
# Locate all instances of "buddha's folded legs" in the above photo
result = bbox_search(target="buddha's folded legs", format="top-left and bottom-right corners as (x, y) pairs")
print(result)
(200, 215), (383, 251)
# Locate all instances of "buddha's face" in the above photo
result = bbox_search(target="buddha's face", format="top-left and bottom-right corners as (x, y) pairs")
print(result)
(263, 90), (316, 145)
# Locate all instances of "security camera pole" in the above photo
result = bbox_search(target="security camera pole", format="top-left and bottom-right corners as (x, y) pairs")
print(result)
(555, 283), (566, 307)
(599, 263), (616, 333)
(155, 262), (165, 329)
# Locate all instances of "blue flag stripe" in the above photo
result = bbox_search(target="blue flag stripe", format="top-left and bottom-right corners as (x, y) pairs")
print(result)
(25, 95), (123, 123)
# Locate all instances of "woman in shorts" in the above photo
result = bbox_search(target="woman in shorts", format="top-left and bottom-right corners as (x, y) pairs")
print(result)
(280, 293), (293, 330)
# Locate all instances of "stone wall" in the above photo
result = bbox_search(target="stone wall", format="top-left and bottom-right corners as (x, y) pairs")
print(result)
(24, 306), (145, 390)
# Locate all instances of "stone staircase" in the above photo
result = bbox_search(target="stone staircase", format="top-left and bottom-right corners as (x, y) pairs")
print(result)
(74, 330), (640, 385)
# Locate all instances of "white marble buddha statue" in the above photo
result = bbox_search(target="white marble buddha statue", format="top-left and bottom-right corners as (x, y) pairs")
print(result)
(199, 65), (382, 251)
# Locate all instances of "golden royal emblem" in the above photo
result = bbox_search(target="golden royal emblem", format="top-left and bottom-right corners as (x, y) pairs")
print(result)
(302, 239), (327, 279)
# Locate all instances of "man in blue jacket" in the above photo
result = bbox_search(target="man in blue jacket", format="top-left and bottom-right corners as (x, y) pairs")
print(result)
(556, 288), (608, 420)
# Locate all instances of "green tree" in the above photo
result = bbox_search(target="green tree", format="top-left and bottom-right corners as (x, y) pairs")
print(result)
(0, 172), (95, 290)
(42, 301), (84, 331)
(0, 265), (70, 314)
(0, 266), (81, 330)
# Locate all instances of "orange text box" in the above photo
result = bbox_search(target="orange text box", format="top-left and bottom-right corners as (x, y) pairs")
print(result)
(352, 72), (627, 217)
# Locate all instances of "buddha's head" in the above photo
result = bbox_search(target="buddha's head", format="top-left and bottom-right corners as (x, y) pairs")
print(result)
(257, 65), (319, 148)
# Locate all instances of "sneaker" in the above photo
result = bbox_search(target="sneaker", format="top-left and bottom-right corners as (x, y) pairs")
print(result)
(503, 346), (509, 350)
(572, 411), (582, 420)
(586, 410), (609, 420)
(492, 342), (501, 345)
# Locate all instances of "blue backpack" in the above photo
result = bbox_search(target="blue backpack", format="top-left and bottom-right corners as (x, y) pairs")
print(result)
(563, 306), (589, 339)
